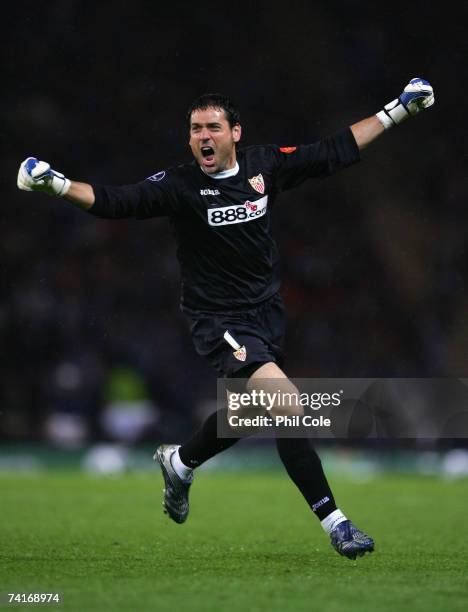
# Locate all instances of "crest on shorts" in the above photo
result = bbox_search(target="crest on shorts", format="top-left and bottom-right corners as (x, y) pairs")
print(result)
(248, 173), (265, 194)
(233, 346), (247, 362)
(224, 330), (247, 362)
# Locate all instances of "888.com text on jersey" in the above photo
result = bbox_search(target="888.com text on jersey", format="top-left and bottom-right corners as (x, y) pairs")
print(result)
(207, 195), (268, 226)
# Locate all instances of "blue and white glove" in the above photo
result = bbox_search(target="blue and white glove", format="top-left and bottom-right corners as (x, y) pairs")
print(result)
(376, 78), (435, 130)
(17, 157), (71, 196)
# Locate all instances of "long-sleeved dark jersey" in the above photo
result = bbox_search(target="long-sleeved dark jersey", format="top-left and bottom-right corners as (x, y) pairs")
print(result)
(89, 128), (360, 312)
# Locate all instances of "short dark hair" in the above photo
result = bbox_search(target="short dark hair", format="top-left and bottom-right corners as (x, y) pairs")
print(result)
(187, 93), (240, 128)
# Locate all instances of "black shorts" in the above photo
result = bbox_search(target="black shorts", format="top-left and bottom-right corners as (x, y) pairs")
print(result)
(184, 293), (285, 378)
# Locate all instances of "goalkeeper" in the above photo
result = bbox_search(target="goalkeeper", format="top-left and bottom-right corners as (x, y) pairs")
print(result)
(17, 78), (434, 560)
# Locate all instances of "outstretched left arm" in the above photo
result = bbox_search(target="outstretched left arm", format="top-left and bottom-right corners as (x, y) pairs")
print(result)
(351, 77), (435, 151)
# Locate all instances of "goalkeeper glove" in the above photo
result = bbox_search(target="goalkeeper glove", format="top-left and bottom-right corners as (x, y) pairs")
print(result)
(376, 78), (435, 130)
(17, 157), (71, 196)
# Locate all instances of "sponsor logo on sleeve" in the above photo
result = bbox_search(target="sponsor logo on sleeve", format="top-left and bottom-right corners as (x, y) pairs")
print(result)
(207, 195), (268, 227)
(248, 173), (265, 194)
(148, 171), (166, 182)
(279, 146), (297, 153)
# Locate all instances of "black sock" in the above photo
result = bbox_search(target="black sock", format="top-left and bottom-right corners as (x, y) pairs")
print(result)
(276, 437), (337, 520)
(179, 408), (241, 468)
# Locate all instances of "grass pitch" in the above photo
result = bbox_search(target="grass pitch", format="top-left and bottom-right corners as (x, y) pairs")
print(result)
(1, 469), (468, 611)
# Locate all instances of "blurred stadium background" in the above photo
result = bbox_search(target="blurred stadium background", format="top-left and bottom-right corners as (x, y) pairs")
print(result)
(2, 4), (468, 475)
(2, 3), (468, 610)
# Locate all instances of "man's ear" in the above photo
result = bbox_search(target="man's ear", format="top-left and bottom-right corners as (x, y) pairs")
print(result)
(232, 124), (242, 143)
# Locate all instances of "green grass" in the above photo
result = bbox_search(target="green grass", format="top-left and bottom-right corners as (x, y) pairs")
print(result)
(1, 471), (468, 611)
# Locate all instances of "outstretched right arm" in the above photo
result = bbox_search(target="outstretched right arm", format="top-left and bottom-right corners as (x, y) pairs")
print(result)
(17, 157), (96, 211)
(65, 181), (95, 210)
(17, 157), (173, 219)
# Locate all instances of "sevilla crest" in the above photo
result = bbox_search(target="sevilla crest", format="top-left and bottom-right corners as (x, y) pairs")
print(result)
(248, 174), (265, 194)
(224, 330), (247, 361)
(233, 346), (247, 361)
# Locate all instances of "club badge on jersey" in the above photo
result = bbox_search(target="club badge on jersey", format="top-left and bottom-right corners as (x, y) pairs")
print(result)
(248, 174), (265, 194)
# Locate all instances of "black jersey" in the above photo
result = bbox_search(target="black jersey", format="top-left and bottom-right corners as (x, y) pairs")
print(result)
(89, 128), (359, 312)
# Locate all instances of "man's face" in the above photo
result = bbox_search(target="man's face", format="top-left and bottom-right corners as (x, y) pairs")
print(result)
(189, 107), (241, 174)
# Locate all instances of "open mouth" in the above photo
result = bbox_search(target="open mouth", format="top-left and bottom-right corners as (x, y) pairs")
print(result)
(201, 146), (215, 166)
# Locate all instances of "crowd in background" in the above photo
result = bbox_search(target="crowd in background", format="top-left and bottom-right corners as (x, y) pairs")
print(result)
(2, 1), (467, 443)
